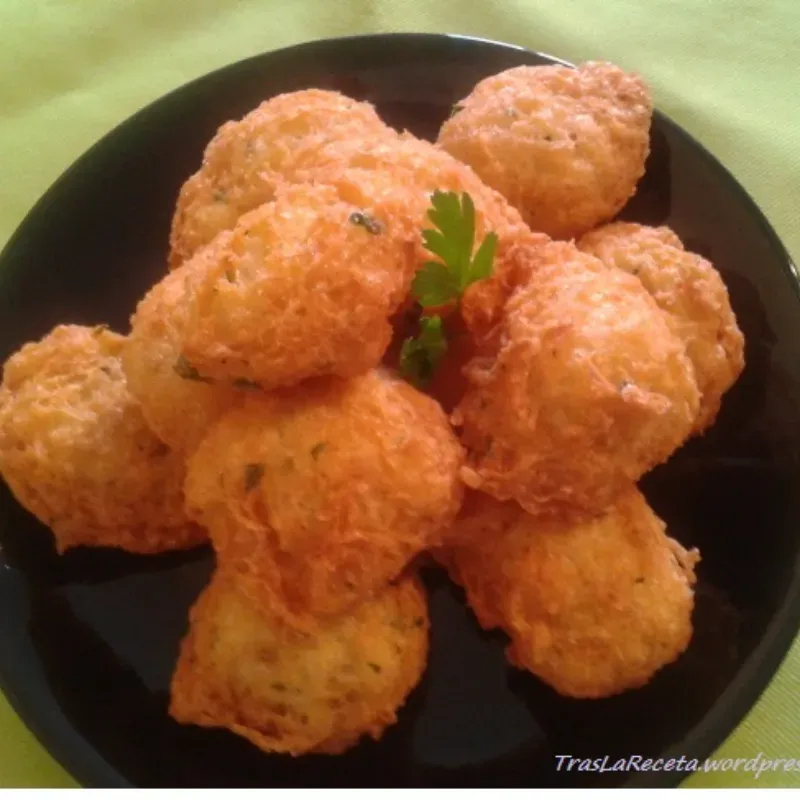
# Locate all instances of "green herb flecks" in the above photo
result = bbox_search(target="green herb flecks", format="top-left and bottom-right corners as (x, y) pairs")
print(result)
(349, 211), (383, 235)
(233, 377), (262, 391)
(310, 441), (327, 460)
(173, 354), (212, 383)
(244, 463), (265, 492)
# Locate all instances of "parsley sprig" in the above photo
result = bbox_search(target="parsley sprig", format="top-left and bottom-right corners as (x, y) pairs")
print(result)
(411, 190), (498, 309)
(399, 190), (497, 387)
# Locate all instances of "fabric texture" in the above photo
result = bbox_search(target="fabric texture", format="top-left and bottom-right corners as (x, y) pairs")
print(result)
(0, 0), (798, 788)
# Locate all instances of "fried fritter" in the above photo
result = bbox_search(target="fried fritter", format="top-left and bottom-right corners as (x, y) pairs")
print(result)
(0, 325), (205, 553)
(170, 570), (428, 755)
(185, 369), (464, 629)
(179, 181), (418, 388)
(123, 240), (240, 454)
(298, 134), (540, 319)
(294, 132), (529, 244)
(296, 133), (548, 345)
(442, 488), (699, 698)
(453, 241), (700, 518)
(437, 62), (652, 240)
(169, 89), (394, 267)
(578, 222), (745, 432)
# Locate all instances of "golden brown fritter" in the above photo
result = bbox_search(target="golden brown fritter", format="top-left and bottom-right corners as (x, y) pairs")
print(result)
(0, 325), (205, 553)
(296, 134), (539, 320)
(578, 222), (745, 432)
(442, 488), (699, 698)
(294, 132), (529, 245)
(438, 62), (652, 239)
(453, 241), (700, 518)
(294, 133), (548, 346)
(170, 570), (429, 755)
(169, 89), (394, 267)
(179, 181), (418, 388)
(123, 240), (241, 454)
(184, 369), (464, 630)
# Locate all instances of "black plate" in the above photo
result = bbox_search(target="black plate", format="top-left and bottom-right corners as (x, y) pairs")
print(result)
(1, 33), (799, 789)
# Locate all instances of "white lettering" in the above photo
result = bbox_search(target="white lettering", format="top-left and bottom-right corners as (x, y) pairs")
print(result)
(553, 755), (572, 772)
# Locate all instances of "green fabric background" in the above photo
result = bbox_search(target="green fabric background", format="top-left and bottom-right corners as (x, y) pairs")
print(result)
(0, 0), (798, 788)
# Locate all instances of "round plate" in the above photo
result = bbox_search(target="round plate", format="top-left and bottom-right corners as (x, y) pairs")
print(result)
(1, 33), (799, 789)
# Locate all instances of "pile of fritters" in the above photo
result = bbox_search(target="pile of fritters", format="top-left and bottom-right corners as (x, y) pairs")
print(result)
(0, 60), (744, 755)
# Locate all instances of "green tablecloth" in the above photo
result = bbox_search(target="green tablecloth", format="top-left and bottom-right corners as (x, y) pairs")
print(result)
(1, 0), (798, 788)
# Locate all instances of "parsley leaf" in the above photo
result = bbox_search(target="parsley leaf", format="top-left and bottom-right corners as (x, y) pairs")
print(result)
(398, 191), (498, 388)
(173, 354), (212, 383)
(411, 261), (460, 307)
(243, 463), (265, 492)
(411, 190), (498, 309)
(233, 377), (262, 391)
(469, 230), (498, 284)
(398, 315), (448, 388)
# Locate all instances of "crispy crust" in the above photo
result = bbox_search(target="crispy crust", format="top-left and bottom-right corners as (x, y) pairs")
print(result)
(169, 89), (393, 267)
(184, 369), (464, 629)
(0, 325), (205, 553)
(438, 62), (652, 239)
(123, 239), (241, 454)
(578, 222), (745, 432)
(293, 132), (529, 245)
(301, 135), (544, 348)
(442, 487), (699, 698)
(169, 571), (429, 755)
(453, 241), (700, 517)
(179, 182), (419, 388)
